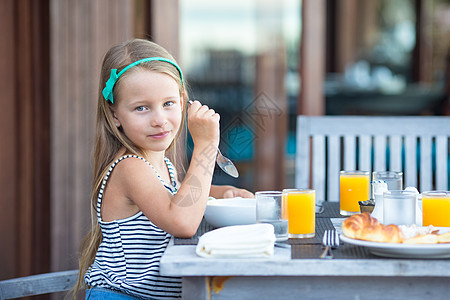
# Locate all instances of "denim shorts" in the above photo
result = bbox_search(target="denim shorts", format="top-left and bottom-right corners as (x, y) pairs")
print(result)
(85, 287), (140, 299)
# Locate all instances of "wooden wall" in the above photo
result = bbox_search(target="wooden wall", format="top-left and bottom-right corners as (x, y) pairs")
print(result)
(50, 0), (135, 272)
(0, 0), (21, 280)
(299, 0), (326, 116)
(0, 0), (51, 279)
(150, 0), (180, 60)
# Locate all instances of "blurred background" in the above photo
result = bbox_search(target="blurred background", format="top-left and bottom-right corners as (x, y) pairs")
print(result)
(1, 0), (449, 287)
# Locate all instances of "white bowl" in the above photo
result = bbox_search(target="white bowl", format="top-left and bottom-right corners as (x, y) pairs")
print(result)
(204, 197), (256, 228)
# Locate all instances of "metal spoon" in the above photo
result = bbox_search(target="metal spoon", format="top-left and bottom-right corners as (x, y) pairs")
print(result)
(216, 148), (239, 178)
(187, 100), (239, 178)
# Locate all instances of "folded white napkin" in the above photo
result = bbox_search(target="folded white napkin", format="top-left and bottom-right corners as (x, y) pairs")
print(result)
(196, 224), (276, 258)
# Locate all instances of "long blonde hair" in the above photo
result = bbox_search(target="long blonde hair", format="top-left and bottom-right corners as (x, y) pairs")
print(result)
(72, 39), (188, 297)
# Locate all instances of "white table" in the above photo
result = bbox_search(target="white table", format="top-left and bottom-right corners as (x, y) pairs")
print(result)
(160, 241), (450, 299)
(161, 204), (450, 300)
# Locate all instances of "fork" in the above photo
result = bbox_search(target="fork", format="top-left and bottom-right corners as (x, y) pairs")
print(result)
(319, 230), (340, 259)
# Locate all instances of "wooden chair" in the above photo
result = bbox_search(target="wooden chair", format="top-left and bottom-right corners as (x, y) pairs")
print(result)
(295, 116), (450, 202)
(0, 270), (78, 299)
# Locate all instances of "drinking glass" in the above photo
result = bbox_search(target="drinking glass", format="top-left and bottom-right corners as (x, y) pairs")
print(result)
(372, 171), (403, 192)
(422, 191), (450, 227)
(340, 171), (370, 216)
(282, 189), (315, 238)
(255, 191), (288, 241)
(383, 190), (416, 225)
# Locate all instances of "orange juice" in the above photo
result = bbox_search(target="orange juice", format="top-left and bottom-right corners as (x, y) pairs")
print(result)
(422, 191), (450, 227)
(340, 171), (370, 215)
(283, 189), (315, 238)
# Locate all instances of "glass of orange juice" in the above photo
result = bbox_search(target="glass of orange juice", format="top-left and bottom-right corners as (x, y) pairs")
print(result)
(340, 171), (370, 216)
(422, 191), (450, 227)
(282, 189), (315, 238)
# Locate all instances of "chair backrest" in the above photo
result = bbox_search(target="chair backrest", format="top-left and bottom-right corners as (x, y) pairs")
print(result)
(0, 270), (78, 299)
(295, 116), (450, 202)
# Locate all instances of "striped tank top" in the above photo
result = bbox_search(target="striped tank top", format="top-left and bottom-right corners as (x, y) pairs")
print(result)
(84, 155), (182, 299)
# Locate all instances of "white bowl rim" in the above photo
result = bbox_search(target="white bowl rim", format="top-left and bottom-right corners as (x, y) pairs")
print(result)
(207, 197), (255, 207)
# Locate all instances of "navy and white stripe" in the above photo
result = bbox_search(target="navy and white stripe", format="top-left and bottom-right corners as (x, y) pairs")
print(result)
(85, 155), (182, 299)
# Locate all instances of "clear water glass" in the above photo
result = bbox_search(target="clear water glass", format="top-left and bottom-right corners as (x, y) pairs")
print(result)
(383, 190), (416, 225)
(372, 171), (403, 191)
(255, 191), (288, 242)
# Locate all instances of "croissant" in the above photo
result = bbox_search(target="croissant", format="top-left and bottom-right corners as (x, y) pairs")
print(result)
(342, 213), (404, 243)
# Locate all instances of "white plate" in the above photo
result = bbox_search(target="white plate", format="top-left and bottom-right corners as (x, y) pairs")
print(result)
(204, 197), (256, 228)
(340, 228), (450, 259)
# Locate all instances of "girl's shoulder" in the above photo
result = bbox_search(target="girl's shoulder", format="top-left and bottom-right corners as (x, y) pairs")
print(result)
(100, 155), (161, 222)
(113, 154), (147, 164)
(109, 154), (178, 192)
(110, 154), (153, 174)
(108, 155), (164, 193)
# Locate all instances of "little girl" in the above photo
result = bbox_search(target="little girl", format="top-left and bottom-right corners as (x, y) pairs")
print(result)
(74, 39), (253, 299)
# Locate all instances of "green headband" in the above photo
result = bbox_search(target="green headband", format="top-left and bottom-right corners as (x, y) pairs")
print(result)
(102, 57), (183, 103)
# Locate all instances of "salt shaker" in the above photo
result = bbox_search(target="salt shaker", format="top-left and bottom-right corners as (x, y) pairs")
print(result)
(370, 180), (388, 223)
(405, 186), (423, 226)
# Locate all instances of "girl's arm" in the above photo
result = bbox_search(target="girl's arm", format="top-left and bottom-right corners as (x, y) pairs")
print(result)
(114, 101), (220, 238)
(210, 185), (254, 199)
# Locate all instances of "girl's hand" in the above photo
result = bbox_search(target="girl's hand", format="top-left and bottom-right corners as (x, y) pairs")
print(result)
(222, 188), (255, 199)
(187, 100), (220, 149)
(210, 185), (254, 199)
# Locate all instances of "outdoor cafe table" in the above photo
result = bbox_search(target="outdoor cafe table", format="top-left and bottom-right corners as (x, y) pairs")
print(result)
(160, 202), (450, 299)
